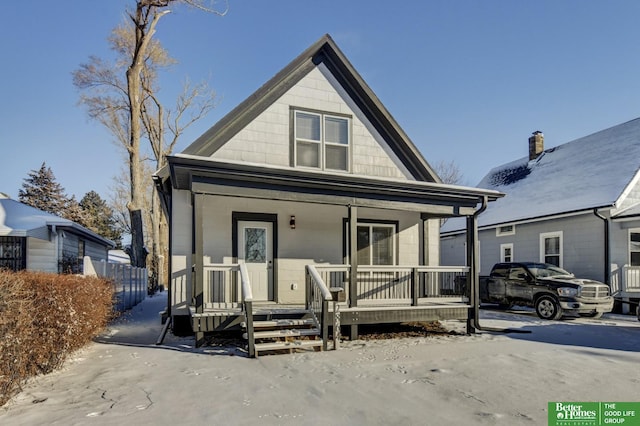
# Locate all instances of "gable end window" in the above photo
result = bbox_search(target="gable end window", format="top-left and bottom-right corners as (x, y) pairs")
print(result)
(293, 110), (350, 172)
(496, 224), (515, 236)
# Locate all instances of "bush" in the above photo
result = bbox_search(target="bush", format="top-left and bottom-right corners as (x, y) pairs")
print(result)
(0, 270), (114, 407)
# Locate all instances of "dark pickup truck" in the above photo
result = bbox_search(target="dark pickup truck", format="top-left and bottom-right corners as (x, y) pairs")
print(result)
(480, 262), (613, 320)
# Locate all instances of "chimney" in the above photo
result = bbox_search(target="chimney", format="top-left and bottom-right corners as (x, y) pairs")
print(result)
(529, 130), (544, 160)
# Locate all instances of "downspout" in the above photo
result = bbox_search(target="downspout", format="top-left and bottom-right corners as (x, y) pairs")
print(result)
(469, 196), (531, 334)
(593, 208), (610, 284)
(51, 225), (58, 272)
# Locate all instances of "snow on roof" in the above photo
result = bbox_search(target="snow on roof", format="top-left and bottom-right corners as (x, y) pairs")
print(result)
(442, 117), (640, 233)
(0, 196), (70, 237)
(0, 196), (114, 247)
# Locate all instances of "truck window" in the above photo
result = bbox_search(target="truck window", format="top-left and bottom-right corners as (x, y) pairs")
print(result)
(490, 266), (509, 278)
(508, 267), (527, 280)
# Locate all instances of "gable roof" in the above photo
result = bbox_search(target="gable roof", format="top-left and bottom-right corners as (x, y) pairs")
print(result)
(0, 195), (114, 247)
(181, 34), (440, 183)
(442, 117), (640, 233)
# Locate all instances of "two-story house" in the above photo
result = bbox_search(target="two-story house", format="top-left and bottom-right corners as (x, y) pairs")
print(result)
(155, 34), (501, 355)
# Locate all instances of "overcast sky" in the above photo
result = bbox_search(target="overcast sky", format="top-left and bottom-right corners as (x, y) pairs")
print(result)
(2, 1), (640, 200)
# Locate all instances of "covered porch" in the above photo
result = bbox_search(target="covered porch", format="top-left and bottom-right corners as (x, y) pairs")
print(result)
(156, 157), (502, 355)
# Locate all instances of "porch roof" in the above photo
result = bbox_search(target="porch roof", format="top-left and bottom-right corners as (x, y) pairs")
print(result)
(161, 155), (503, 216)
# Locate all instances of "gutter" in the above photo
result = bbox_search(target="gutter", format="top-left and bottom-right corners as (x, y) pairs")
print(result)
(469, 196), (531, 334)
(593, 208), (610, 284)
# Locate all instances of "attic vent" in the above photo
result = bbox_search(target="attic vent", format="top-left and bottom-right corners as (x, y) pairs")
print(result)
(489, 164), (531, 186)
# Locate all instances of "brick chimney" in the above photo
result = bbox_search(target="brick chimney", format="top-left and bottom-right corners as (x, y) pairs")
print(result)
(529, 130), (544, 160)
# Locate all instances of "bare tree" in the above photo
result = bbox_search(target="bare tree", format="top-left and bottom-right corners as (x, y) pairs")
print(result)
(433, 160), (466, 227)
(74, 0), (226, 275)
(433, 160), (465, 185)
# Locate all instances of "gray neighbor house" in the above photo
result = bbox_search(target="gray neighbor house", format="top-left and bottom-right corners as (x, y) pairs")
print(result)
(154, 34), (503, 356)
(0, 194), (114, 273)
(440, 118), (640, 313)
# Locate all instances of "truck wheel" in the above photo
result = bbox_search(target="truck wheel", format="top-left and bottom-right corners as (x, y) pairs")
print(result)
(536, 296), (562, 320)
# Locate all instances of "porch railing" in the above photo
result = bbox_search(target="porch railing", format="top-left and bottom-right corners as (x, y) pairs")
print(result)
(610, 265), (640, 296)
(202, 263), (243, 309)
(312, 264), (469, 306)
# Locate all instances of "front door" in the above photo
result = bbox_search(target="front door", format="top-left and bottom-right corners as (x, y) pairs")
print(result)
(238, 221), (274, 301)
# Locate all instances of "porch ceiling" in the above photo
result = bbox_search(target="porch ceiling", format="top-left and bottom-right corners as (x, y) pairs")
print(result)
(166, 156), (503, 217)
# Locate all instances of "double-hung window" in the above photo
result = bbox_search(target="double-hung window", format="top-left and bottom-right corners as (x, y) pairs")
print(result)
(294, 110), (350, 171)
(356, 223), (396, 266)
(540, 231), (562, 267)
(500, 243), (514, 263)
(629, 230), (640, 266)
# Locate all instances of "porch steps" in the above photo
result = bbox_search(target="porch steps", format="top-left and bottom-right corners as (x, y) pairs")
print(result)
(243, 328), (320, 340)
(243, 310), (323, 357)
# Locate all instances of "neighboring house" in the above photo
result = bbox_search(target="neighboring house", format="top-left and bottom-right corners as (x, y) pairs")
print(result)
(155, 34), (501, 353)
(0, 194), (114, 273)
(108, 249), (131, 264)
(440, 119), (640, 311)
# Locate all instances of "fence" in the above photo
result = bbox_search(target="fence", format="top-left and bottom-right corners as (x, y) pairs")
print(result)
(83, 256), (148, 312)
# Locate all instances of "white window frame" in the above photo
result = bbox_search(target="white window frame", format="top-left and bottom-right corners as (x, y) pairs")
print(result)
(500, 243), (514, 263)
(345, 222), (397, 266)
(293, 109), (351, 172)
(496, 224), (515, 237)
(628, 228), (640, 266)
(539, 231), (563, 267)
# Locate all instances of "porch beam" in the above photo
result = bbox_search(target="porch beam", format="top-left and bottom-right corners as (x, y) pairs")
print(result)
(348, 204), (359, 340)
(349, 205), (358, 308)
(465, 214), (478, 334)
(194, 193), (205, 346)
(191, 182), (481, 215)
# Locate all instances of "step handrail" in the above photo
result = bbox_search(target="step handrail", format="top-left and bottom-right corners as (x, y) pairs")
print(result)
(239, 263), (255, 357)
(306, 265), (333, 350)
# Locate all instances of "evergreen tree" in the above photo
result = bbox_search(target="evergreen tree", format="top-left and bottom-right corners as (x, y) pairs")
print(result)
(80, 191), (123, 248)
(64, 195), (89, 226)
(18, 162), (68, 216)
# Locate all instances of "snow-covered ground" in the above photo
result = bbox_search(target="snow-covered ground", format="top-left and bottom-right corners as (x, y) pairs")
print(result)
(2, 295), (639, 425)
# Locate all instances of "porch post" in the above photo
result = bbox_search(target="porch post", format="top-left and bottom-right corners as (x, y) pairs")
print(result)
(348, 204), (359, 340)
(194, 193), (205, 346)
(465, 215), (478, 334)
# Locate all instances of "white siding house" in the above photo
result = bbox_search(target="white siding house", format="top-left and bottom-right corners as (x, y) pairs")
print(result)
(155, 34), (502, 350)
(0, 194), (114, 273)
(440, 119), (640, 312)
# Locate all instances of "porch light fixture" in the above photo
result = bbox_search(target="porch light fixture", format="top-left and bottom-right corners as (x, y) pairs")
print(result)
(289, 215), (296, 229)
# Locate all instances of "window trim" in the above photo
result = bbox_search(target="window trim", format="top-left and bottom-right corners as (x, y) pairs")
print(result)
(343, 219), (398, 266)
(0, 236), (27, 271)
(539, 231), (563, 267)
(292, 108), (351, 172)
(496, 224), (515, 237)
(628, 228), (640, 266)
(500, 243), (514, 263)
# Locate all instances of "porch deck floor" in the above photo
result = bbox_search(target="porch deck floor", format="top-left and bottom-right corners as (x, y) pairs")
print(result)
(191, 297), (469, 317)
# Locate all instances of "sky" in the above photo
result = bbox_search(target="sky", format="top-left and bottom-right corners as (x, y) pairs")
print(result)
(2, 1), (640, 201)
(2, 293), (640, 424)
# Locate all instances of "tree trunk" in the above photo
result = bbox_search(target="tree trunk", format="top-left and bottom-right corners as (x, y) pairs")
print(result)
(129, 209), (147, 267)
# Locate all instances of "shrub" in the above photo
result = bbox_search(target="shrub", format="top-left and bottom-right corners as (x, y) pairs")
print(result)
(0, 270), (114, 407)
